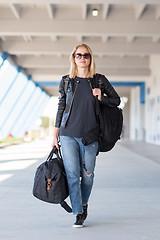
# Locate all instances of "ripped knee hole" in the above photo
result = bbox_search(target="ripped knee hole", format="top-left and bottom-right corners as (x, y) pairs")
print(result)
(84, 172), (92, 177)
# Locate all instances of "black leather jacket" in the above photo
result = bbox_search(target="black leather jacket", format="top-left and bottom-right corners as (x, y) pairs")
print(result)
(55, 73), (121, 128)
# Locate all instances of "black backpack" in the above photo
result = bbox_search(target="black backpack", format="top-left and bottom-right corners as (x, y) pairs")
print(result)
(33, 147), (72, 213)
(97, 99), (123, 152)
(94, 75), (123, 152)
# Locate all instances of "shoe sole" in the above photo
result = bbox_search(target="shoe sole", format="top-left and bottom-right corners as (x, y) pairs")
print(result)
(73, 224), (84, 228)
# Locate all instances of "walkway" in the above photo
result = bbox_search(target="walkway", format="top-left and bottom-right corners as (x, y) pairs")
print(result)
(0, 137), (160, 240)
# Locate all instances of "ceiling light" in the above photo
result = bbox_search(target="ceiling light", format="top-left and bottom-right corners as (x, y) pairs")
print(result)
(92, 9), (98, 17)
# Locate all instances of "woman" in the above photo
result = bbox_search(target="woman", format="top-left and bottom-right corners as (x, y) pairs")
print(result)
(52, 43), (120, 228)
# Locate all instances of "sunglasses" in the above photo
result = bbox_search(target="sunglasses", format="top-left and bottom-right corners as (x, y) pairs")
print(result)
(75, 53), (91, 59)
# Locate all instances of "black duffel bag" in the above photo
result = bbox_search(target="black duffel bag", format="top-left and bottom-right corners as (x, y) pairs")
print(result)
(33, 146), (72, 213)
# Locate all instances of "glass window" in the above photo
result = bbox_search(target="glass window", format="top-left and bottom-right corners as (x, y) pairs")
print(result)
(24, 95), (49, 131)
(0, 72), (28, 128)
(1, 82), (39, 138)
(11, 88), (43, 137)
(0, 57), (49, 139)
(0, 55), (3, 67)
(18, 94), (49, 137)
(0, 60), (18, 102)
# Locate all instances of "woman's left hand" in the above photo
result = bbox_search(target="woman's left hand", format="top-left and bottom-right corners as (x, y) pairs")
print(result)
(92, 88), (102, 101)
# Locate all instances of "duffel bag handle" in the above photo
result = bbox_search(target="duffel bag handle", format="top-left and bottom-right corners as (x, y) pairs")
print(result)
(46, 148), (55, 161)
(47, 146), (64, 169)
(47, 146), (61, 161)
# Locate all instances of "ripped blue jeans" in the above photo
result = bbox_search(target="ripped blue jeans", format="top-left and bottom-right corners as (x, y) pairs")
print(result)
(60, 136), (98, 215)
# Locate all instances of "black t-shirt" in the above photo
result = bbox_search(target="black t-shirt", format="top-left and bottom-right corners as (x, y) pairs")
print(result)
(60, 77), (97, 138)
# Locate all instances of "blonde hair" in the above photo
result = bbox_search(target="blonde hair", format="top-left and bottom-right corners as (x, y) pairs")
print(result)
(69, 43), (96, 79)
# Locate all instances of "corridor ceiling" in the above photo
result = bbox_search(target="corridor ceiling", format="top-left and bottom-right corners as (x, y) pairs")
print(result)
(0, 0), (160, 96)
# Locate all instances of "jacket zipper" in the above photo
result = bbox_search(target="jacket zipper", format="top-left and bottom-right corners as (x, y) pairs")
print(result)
(64, 80), (79, 128)
(88, 79), (93, 90)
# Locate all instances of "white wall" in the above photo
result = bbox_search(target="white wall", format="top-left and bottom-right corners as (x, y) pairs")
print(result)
(129, 85), (146, 141)
(130, 86), (140, 140)
(127, 55), (160, 145)
(145, 55), (160, 145)
(122, 98), (130, 138)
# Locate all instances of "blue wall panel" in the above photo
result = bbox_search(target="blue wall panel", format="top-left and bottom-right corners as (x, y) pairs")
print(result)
(36, 80), (145, 104)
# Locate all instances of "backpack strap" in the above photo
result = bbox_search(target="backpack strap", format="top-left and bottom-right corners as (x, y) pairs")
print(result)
(88, 73), (103, 90)
(88, 75), (103, 129)
(95, 73), (103, 89)
(98, 76), (103, 89)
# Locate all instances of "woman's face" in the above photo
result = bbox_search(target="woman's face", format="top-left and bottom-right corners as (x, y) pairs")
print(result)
(74, 47), (91, 69)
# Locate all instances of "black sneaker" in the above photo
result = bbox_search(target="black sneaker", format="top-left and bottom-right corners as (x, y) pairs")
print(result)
(82, 204), (88, 221)
(73, 214), (84, 228)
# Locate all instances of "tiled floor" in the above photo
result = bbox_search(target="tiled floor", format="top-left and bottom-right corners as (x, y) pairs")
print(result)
(0, 137), (160, 240)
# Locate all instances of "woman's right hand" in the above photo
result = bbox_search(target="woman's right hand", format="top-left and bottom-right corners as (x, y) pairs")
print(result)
(52, 127), (60, 149)
(52, 137), (60, 149)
